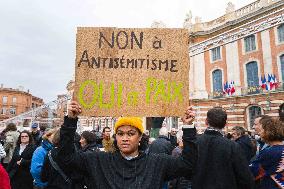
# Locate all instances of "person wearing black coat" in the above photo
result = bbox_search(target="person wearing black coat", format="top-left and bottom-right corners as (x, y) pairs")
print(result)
(191, 108), (254, 189)
(231, 126), (254, 162)
(6, 130), (36, 189)
(148, 127), (174, 155)
(73, 131), (99, 189)
(41, 128), (73, 189)
(56, 101), (197, 189)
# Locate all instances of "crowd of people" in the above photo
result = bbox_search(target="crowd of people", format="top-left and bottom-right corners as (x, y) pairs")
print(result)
(0, 102), (283, 189)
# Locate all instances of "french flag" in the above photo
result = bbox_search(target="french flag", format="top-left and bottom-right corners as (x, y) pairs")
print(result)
(223, 82), (230, 95)
(230, 81), (235, 95)
(267, 74), (272, 90)
(270, 74), (278, 89)
(260, 75), (267, 90)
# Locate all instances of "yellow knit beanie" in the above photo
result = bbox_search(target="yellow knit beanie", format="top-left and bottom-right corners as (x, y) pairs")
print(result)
(114, 117), (144, 134)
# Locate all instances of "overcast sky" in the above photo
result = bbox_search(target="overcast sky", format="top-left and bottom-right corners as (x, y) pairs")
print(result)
(0, 0), (254, 102)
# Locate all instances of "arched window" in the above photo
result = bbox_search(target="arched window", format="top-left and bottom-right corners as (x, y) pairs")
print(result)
(281, 54), (284, 83)
(212, 69), (223, 92)
(248, 106), (262, 129)
(246, 61), (259, 87)
(278, 24), (284, 43)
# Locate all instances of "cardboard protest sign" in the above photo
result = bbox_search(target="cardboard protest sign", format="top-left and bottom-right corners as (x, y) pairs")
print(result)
(75, 27), (189, 117)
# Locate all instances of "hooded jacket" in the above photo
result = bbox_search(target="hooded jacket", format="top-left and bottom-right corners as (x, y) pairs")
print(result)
(57, 116), (197, 189)
(31, 139), (54, 187)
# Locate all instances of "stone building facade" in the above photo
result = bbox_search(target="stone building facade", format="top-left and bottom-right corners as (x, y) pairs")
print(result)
(186, 0), (284, 131)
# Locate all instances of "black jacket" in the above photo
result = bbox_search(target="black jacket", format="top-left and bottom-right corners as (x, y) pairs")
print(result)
(72, 142), (99, 189)
(148, 135), (174, 155)
(7, 144), (36, 189)
(41, 148), (73, 189)
(191, 130), (254, 189)
(57, 116), (197, 189)
(235, 135), (254, 162)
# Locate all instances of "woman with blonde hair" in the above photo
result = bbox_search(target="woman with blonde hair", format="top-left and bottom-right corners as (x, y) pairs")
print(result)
(30, 128), (58, 189)
(250, 117), (284, 189)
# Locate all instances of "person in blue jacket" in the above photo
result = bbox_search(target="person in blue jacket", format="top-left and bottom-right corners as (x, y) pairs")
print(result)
(30, 128), (58, 189)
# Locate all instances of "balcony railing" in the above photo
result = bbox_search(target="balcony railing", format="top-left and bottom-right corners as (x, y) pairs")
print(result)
(241, 82), (284, 96)
(209, 91), (225, 99)
(208, 82), (284, 99)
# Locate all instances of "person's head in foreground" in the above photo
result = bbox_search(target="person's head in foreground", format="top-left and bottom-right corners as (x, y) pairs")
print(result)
(114, 117), (143, 158)
(206, 107), (227, 129)
(259, 117), (284, 145)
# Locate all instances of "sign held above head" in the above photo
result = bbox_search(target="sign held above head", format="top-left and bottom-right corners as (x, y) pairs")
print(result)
(75, 27), (189, 117)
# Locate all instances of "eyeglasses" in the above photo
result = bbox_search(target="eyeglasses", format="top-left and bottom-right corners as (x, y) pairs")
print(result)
(21, 135), (29, 138)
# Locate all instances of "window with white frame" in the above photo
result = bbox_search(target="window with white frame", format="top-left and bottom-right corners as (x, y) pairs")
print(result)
(12, 97), (17, 104)
(278, 24), (284, 43)
(281, 54), (284, 82)
(10, 107), (16, 115)
(2, 96), (7, 104)
(212, 69), (223, 92)
(248, 106), (262, 129)
(211, 47), (221, 61)
(1, 107), (6, 115)
(244, 35), (256, 52)
(246, 61), (259, 87)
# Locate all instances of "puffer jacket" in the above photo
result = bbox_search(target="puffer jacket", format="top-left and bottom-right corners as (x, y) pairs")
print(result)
(31, 140), (54, 188)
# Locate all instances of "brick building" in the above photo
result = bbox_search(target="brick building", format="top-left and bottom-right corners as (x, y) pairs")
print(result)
(0, 85), (43, 121)
(186, 0), (284, 131)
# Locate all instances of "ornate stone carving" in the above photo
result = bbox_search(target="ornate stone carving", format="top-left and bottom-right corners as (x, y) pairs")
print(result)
(226, 2), (235, 14)
(189, 10), (284, 56)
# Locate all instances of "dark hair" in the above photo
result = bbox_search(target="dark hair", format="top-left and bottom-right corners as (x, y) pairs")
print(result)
(261, 117), (284, 143)
(226, 133), (232, 139)
(5, 123), (17, 132)
(103, 127), (111, 133)
(81, 131), (96, 144)
(279, 103), (284, 111)
(39, 125), (47, 132)
(232, 126), (246, 136)
(279, 103), (284, 121)
(207, 107), (227, 129)
(17, 130), (34, 145)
